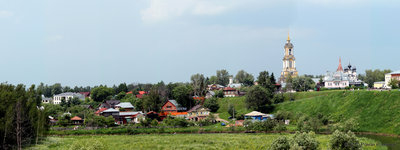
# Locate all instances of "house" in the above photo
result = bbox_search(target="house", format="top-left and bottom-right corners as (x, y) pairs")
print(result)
(95, 108), (108, 116)
(385, 70), (400, 88)
(227, 77), (242, 88)
(187, 105), (210, 121)
(208, 84), (224, 91)
(245, 111), (274, 121)
(79, 92), (90, 98)
(71, 116), (83, 125)
(42, 95), (52, 104)
(53, 92), (85, 104)
(115, 102), (135, 111)
(223, 87), (238, 97)
(373, 81), (386, 89)
(161, 100), (187, 113)
(101, 108), (119, 118)
(118, 111), (144, 124)
(205, 91), (215, 99)
(99, 100), (120, 109)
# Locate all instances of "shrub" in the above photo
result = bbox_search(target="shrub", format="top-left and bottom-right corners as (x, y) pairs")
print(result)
(296, 115), (312, 132)
(342, 118), (359, 132)
(272, 93), (285, 104)
(290, 131), (319, 150)
(270, 136), (290, 150)
(163, 116), (189, 127)
(204, 98), (219, 112)
(273, 122), (287, 132)
(330, 130), (361, 150)
(245, 119), (277, 131)
(275, 110), (292, 121)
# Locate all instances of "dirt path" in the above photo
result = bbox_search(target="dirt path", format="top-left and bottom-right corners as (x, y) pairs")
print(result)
(213, 114), (229, 123)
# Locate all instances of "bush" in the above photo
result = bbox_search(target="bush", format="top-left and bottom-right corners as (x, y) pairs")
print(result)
(275, 110), (292, 121)
(273, 122), (287, 132)
(203, 98), (219, 112)
(270, 136), (290, 150)
(330, 130), (361, 150)
(290, 131), (319, 150)
(342, 118), (359, 132)
(163, 116), (189, 127)
(272, 93), (285, 104)
(245, 119), (277, 131)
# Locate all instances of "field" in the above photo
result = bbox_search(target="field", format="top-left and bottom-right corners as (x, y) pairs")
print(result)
(31, 133), (386, 150)
(276, 90), (400, 134)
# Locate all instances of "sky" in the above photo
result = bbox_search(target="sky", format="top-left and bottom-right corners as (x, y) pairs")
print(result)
(0, 0), (399, 86)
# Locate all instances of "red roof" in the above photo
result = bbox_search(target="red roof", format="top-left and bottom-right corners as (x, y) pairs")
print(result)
(193, 96), (205, 100)
(139, 91), (146, 95)
(71, 116), (83, 121)
(223, 87), (236, 91)
(337, 57), (343, 72)
(136, 94), (144, 99)
(126, 91), (133, 95)
(95, 108), (107, 114)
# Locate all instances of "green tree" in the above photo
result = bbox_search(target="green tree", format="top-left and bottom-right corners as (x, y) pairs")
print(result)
(209, 75), (218, 84)
(51, 83), (63, 96)
(228, 103), (237, 118)
(361, 69), (392, 88)
(116, 83), (128, 94)
(172, 85), (194, 108)
(257, 71), (275, 91)
(142, 88), (163, 112)
(190, 73), (207, 96)
(389, 79), (399, 89)
(245, 85), (273, 111)
(203, 97), (219, 112)
(115, 92), (126, 100)
(216, 69), (230, 86)
(235, 70), (254, 86)
(91, 86), (114, 102)
(291, 76), (315, 91)
(70, 97), (81, 106)
(330, 130), (361, 150)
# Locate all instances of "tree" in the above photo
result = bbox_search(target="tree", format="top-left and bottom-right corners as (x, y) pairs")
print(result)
(257, 71), (275, 91)
(389, 79), (399, 89)
(291, 76), (315, 91)
(216, 69), (230, 86)
(209, 76), (218, 84)
(228, 103), (237, 118)
(51, 83), (63, 96)
(142, 87), (163, 112)
(235, 70), (254, 86)
(91, 86), (114, 102)
(115, 92), (126, 100)
(330, 130), (361, 150)
(245, 85), (273, 111)
(116, 83), (128, 94)
(172, 85), (194, 109)
(190, 73), (207, 96)
(361, 69), (392, 88)
(203, 98), (219, 112)
(70, 97), (81, 106)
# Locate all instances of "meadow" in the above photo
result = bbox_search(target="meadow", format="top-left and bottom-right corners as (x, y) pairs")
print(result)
(31, 133), (386, 150)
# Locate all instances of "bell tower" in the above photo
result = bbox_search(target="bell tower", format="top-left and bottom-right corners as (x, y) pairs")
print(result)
(279, 32), (298, 83)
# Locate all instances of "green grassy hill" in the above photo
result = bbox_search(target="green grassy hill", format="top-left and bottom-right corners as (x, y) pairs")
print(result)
(216, 97), (248, 120)
(276, 90), (400, 134)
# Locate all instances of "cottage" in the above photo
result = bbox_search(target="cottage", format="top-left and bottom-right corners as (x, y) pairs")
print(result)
(161, 100), (187, 112)
(101, 108), (119, 118)
(115, 102), (135, 111)
(374, 81), (386, 89)
(385, 70), (400, 88)
(99, 100), (120, 109)
(187, 105), (210, 121)
(208, 84), (224, 91)
(71, 116), (83, 125)
(223, 87), (238, 97)
(118, 111), (143, 124)
(245, 111), (274, 121)
(53, 92), (85, 104)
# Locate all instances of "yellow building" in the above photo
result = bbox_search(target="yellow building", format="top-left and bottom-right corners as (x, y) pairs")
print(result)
(279, 33), (298, 83)
(373, 81), (385, 89)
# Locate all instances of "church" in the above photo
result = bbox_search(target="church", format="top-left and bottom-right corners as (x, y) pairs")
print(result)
(323, 58), (363, 88)
(279, 33), (298, 84)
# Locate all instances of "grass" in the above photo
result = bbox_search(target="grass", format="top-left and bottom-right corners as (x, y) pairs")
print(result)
(276, 90), (400, 134)
(30, 133), (386, 150)
(216, 96), (248, 120)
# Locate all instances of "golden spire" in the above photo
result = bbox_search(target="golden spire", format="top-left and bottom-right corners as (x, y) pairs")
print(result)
(287, 31), (290, 41)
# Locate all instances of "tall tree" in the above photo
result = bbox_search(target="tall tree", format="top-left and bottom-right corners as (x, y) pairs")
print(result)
(291, 76), (315, 91)
(235, 70), (255, 86)
(90, 86), (115, 102)
(191, 73), (207, 96)
(245, 85), (273, 112)
(216, 69), (230, 86)
(116, 83), (128, 94)
(209, 76), (218, 84)
(51, 83), (62, 96)
(142, 87), (163, 112)
(172, 85), (194, 109)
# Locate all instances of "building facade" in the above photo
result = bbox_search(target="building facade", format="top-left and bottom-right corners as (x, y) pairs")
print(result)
(324, 58), (362, 88)
(384, 71), (400, 88)
(279, 33), (298, 83)
(52, 92), (85, 104)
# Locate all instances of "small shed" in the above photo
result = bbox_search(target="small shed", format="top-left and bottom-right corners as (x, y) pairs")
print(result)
(71, 116), (83, 125)
(245, 111), (266, 120)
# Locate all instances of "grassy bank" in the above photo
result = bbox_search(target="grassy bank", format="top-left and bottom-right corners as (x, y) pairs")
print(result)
(276, 90), (400, 134)
(32, 133), (386, 150)
(216, 96), (248, 120)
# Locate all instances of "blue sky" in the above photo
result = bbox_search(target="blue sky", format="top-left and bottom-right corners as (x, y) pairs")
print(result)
(0, 0), (399, 86)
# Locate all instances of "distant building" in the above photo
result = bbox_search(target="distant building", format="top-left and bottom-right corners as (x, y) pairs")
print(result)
(53, 92), (85, 104)
(41, 95), (52, 104)
(279, 33), (298, 84)
(227, 77), (242, 88)
(187, 105), (210, 121)
(323, 58), (362, 89)
(223, 87), (238, 97)
(374, 81), (385, 89)
(385, 70), (400, 88)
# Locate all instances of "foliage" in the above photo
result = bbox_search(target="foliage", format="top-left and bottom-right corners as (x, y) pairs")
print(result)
(115, 92), (126, 100)
(272, 93), (285, 104)
(203, 97), (219, 112)
(245, 120), (277, 131)
(389, 79), (399, 89)
(257, 71), (276, 91)
(215, 90), (224, 98)
(290, 131), (319, 150)
(245, 85), (273, 111)
(227, 103), (237, 118)
(58, 114), (71, 127)
(142, 87), (163, 112)
(162, 116), (189, 127)
(191, 73), (207, 96)
(90, 86), (114, 102)
(216, 69), (230, 86)
(172, 84), (194, 108)
(0, 84), (48, 149)
(270, 136), (290, 150)
(330, 130), (361, 150)
(115, 83), (128, 94)
(359, 69), (392, 88)
(235, 70), (254, 86)
(290, 76), (315, 92)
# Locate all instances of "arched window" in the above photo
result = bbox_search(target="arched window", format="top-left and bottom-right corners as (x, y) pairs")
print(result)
(289, 49), (292, 55)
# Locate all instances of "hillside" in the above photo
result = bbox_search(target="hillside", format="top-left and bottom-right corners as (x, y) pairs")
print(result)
(216, 97), (248, 120)
(276, 90), (400, 134)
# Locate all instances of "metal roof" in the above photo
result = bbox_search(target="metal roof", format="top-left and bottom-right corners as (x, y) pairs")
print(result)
(115, 102), (134, 109)
(102, 108), (119, 113)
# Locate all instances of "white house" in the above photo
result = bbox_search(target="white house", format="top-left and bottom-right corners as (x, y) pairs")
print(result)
(384, 70), (400, 88)
(53, 92), (85, 104)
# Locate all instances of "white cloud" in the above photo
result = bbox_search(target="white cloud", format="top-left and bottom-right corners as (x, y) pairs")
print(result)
(140, 0), (240, 23)
(46, 35), (64, 42)
(0, 10), (14, 18)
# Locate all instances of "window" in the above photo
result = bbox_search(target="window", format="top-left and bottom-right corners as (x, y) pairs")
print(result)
(289, 49), (292, 55)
